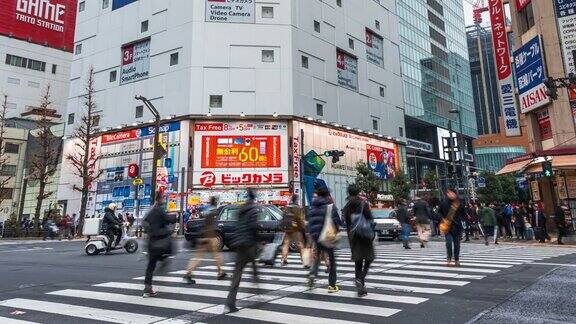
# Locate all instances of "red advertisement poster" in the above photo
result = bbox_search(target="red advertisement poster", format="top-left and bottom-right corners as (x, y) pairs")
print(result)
(201, 135), (282, 169)
(537, 110), (553, 140)
(101, 129), (139, 144)
(0, 0), (78, 52)
(366, 144), (396, 180)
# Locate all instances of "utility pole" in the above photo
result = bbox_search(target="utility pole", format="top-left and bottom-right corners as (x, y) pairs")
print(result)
(134, 95), (161, 204)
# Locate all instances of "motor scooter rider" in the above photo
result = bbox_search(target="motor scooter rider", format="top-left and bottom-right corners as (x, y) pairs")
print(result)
(102, 203), (122, 254)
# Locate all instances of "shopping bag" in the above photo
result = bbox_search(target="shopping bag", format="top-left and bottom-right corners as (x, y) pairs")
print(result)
(319, 204), (337, 248)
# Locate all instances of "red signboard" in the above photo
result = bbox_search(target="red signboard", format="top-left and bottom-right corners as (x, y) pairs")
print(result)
(200, 135), (282, 169)
(537, 110), (553, 141)
(195, 123), (224, 132)
(199, 171), (284, 188)
(489, 0), (512, 80)
(516, 0), (531, 11)
(101, 129), (139, 144)
(0, 0), (78, 52)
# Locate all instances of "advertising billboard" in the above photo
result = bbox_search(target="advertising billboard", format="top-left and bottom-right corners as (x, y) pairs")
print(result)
(488, 0), (521, 137)
(337, 50), (358, 91)
(113, 0), (138, 10)
(193, 121), (289, 189)
(554, 0), (576, 75)
(366, 144), (396, 180)
(514, 36), (550, 113)
(0, 0), (78, 52)
(205, 0), (255, 23)
(366, 29), (384, 68)
(120, 39), (150, 85)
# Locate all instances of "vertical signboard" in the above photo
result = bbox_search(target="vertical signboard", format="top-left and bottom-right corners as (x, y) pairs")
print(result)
(366, 29), (384, 68)
(120, 39), (150, 85)
(537, 109), (553, 140)
(554, 0), (576, 75)
(516, 0), (531, 11)
(0, 0), (78, 52)
(514, 36), (550, 113)
(205, 0), (255, 23)
(488, 0), (521, 137)
(337, 50), (359, 91)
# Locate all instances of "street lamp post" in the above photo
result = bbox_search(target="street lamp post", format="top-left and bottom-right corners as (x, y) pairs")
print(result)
(450, 108), (468, 202)
(135, 95), (161, 204)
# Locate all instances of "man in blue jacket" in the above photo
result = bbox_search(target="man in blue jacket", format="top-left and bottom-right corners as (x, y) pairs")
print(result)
(307, 187), (343, 293)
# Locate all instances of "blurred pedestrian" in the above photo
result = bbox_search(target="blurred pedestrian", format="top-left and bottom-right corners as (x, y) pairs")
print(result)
(532, 202), (551, 243)
(504, 204), (513, 238)
(514, 204), (527, 240)
(395, 199), (411, 249)
(554, 201), (568, 245)
(413, 195), (431, 248)
(343, 184), (374, 297)
(226, 189), (260, 313)
(479, 203), (496, 246)
(184, 197), (227, 283)
(439, 189), (465, 267)
(307, 187), (342, 293)
(464, 203), (478, 242)
(280, 195), (306, 266)
(142, 192), (177, 298)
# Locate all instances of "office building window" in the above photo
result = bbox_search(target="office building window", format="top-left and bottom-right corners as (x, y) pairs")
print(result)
(141, 20), (149, 33)
(92, 115), (100, 127)
(75, 44), (82, 55)
(262, 6), (273, 18)
(0, 165), (17, 176)
(79, 1), (85, 12)
(102, 0), (109, 9)
(170, 52), (179, 66)
(399, 127), (404, 137)
(314, 20), (321, 33)
(7, 77), (20, 85)
(109, 70), (117, 82)
(135, 106), (144, 118)
(316, 103), (324, 116)
(67, 113), (75, 125)
(379, 86), (386, 97)
(337, 0), (342, 7)
(52, 64), (57, 74)
(4, 143), (19, 154)
(373, 119), (379, 131)
(5, 54), (45, 72)
(375, 20), (380, 30)
(262, 50), (274, 62)
(348, 38), (354, 49)
(210, 95), (223, 108)
(301, 55), (309, 69)
(27, 81), (40, 88)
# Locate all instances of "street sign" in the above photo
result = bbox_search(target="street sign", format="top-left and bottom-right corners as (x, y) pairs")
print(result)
(168, 174), (175, 184)
(133, 178), (144, 186)
(164, 158), (173, 168)
(128, 163), (139, 178)
(477, 177), (486, 188)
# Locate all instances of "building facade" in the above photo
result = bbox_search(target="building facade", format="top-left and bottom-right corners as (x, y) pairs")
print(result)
(397, 0), (477, 191)
(58, 0), (407, 213)
(0, 126), (28, 222)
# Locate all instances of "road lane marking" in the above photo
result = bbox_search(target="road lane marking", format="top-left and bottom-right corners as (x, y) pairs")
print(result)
(269, 297), (401, 317)
(0, 298), (164, 324)
(136, 276), (289, 290)
(227, 308), (368, 324)
(303, 289), (429, 304)
(95, 282), (254, 299)
(0, 317), (39, 324)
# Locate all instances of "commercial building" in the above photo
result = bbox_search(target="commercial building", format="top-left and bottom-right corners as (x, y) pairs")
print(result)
(58, 0), (406, 214)
(397, 0), (477, 191)
(0, 126), (28, 222)
(0, 0), (76, 118)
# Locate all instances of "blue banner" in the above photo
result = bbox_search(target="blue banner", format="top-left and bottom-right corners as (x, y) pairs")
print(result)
(139, 121), (180, 137)
(513, 36), (545, 96)
(112, 0), (138, 10)
(555, 0), (576, 18)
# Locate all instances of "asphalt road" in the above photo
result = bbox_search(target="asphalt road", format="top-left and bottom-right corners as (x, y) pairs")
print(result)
(0, 238), (575, 324)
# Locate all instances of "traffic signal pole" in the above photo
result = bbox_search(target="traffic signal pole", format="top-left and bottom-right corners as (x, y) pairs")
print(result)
(135, 95), (161, 204)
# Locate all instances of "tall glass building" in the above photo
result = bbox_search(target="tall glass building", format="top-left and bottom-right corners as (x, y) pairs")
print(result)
(397, 0), (477, 191)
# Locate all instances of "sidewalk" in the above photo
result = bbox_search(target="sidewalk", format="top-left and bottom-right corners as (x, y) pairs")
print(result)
(427, 234), (576, 247)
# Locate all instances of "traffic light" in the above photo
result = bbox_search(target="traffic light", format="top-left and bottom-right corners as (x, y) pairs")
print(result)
(542, 161), (553, 177)
(543, 78), (558, 100)
(323, 150), (345, 163)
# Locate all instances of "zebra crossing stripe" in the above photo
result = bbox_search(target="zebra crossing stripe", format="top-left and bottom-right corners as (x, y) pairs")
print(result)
(269, 297), (401, 317)
(340, 281), (451, 294)
(303, 289), (429, 304)
(94, 282), (255, 299)
(136, 276), (290, 290)
(227, 308), (369, 324)
(401, 265), (500, 273)
(383, 269), (485, 279)
(0, 317), (39, 324)
(369, 274), (470, 286)
(47, 289), (213, 311)
(0, 298), (165, 324)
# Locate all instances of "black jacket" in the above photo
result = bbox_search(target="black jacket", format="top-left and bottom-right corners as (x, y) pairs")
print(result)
(395, 205), (411, 225)
(101, 207), (122, 233)
(144, 204), (177, 239)
(554, 207), (567, 229)
(532, 210), (547, 228)
(231, 200), (260, 248)
(413, 200), (431, 225)
(307, 196), (342, 242)
(343, 197), (374, 262)
(439, 198), (465, 234)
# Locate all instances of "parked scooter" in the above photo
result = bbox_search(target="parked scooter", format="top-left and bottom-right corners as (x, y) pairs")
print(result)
(84, 218), (138, 255)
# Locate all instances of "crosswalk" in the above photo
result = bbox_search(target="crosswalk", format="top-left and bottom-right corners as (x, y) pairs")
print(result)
(0, 242), (574, 323)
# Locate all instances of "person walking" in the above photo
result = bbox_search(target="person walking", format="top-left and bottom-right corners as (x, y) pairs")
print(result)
(503, 204), (513, 238)
(514, 205), (527, 240)
(413, 196), (431, 248)
(554, 202), (568, 245)
(439, 189), (465, 267)
(226, 189), (260, 313)
(307, 187), (342, 293)
(184, 197), (227, 283)
(479, 203), (496, 246)
(142, 192), (177, 297)
(532, 203), (551, 243)
(395, 199), (411, 249)
(343, 185), (374, 297)
(280, 195), (306, 266)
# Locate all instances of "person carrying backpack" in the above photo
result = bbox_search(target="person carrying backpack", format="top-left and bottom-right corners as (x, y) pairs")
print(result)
(343, 184), (374, 297)
(280, 195), (306, 266)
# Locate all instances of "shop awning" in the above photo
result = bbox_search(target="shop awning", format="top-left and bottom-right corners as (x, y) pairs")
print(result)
(496, 159), (532, 175)
(551, 155), (576, 169)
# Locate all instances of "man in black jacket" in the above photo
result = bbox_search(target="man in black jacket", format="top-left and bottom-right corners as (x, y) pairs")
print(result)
(395, 200), (411, 249)
(439, 189), (465, 267)
(226, 188), (260, 313)
(142, 192), (177, 298)
(101, 203), (122, 254)
(554, 202), (568, 245)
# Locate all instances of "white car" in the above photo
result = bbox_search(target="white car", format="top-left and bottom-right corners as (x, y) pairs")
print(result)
(372, 208), (401, 240)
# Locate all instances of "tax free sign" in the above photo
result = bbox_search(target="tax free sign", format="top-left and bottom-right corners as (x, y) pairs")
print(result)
(514, 36), (551, 113)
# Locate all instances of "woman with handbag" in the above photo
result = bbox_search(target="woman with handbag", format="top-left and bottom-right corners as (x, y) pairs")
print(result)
(438, 189), (465, 267)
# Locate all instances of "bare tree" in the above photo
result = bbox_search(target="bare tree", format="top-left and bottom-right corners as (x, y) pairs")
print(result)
(0, 95), (13, 207)
(30, 86), (59, 231)
(66, 67), (103, 233)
